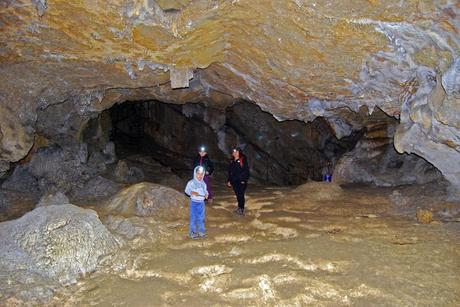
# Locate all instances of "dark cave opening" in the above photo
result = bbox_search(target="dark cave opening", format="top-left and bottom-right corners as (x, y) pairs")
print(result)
(107, 100), (362, 185)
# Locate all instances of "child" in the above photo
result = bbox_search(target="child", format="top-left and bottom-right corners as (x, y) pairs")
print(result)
(184, 166), (209, 239)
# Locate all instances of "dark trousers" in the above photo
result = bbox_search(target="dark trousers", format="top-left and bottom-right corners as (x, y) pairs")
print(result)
(232, 181), (247, 209)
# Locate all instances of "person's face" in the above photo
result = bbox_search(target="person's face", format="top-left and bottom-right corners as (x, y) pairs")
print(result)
(199, 151), (207, 157)
(196, 171), (204, 181)
(232, 150), (240, 159)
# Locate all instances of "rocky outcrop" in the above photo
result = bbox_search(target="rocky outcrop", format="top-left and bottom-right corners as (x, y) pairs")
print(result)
(0, 204), (119, 301)
(335, 110), (442, 186)
(103, 182), (188, 218)
(395, 60), (460, 197)
(0, 1), (459, 189)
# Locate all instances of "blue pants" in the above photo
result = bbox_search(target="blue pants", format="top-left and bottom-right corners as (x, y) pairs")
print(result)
(189, 200), (205, 235)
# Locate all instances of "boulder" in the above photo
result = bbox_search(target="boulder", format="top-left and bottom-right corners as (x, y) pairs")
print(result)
(0, 204), (119, 286)
(103, 182), (188, 218)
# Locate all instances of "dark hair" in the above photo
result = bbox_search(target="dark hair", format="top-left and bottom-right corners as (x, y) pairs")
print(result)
(232, 146), (242, 154)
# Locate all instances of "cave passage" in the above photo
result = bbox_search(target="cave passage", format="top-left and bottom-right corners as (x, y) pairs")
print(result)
(0, 100), (458, 306)
(107, 100), (362, 185)
(2, 1), (460, 304)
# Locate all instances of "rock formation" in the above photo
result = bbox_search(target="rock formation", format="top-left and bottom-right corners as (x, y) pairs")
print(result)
(103, 182), (188, 218)
(0, 204), (119, 301)
(0, 1), (459, 191)
(335, 109), (442, 186)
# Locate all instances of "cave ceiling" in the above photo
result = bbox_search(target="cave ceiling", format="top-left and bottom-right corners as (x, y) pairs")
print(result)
(0, 0), (459, 187)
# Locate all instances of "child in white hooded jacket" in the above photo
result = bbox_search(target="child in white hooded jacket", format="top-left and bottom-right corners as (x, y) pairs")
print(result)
(185, 166), (209, 239)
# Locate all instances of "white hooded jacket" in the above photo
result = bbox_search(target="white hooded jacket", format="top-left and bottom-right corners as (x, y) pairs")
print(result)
(185, 166), (208, 202)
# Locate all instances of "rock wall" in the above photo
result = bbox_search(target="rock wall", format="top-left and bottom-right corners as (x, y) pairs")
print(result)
(335, 110), (442, 186)
(395, 61), (460, 196)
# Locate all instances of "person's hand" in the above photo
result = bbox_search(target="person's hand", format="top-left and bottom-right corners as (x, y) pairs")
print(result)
(191, 191), (199, 196)
(205, 193), (209, 199)
(241, 181), (246, 185)
(205, 171), (209, 175)
(226, 181), (232, 188)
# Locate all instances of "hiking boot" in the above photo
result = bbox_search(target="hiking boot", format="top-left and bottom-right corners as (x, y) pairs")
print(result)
(189, 233), (199, 239)
(234, 208), (244, 216)
(198, 232), (208, 238)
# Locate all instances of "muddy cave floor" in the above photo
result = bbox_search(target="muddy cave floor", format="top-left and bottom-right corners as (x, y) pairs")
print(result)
(1, 160), (460, 305)
(62, 181), (460, 305)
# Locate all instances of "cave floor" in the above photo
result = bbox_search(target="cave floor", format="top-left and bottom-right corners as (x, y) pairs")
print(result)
(59, 182), (460, 306)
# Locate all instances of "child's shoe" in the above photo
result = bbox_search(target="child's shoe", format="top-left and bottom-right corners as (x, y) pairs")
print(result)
(198, 232), (208, 238)
(190, 233), (199, 239)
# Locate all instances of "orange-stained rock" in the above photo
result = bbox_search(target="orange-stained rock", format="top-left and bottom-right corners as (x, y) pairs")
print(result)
(0, 0), (459, 190)
(417, 209), (433, 224)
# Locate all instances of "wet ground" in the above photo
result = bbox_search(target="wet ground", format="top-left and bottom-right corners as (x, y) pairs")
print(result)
(54, 182), (460, 306)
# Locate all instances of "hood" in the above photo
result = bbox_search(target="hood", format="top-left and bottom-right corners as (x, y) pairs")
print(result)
(193, 166), (205, 184)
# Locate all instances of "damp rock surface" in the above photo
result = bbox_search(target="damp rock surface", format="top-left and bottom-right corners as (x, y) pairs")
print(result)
(335, 111), (442, 186)
(102, 182), (188, 218)
(0, 204), (119, 302)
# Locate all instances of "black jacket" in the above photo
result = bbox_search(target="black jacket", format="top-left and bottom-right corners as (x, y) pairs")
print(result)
(193, 154), (214, 175)
(227, 155), (250, 183)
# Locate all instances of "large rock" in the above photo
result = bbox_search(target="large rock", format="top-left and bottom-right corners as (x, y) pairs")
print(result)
(0, 204), (119, 286)
(103, 182), (188, 218)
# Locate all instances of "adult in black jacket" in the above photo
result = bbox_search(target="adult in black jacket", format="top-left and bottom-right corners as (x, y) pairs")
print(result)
(227, 147), (250, 216)
(193, 146), (214, 201)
